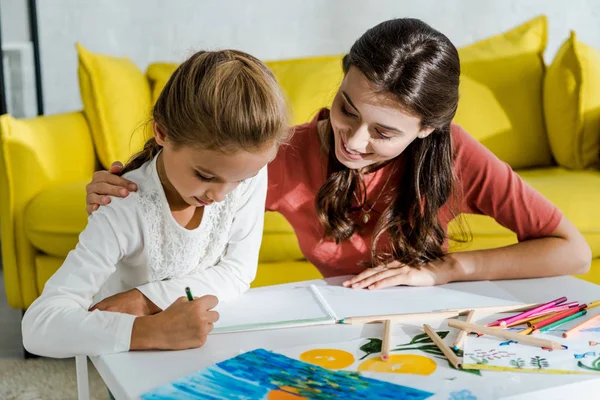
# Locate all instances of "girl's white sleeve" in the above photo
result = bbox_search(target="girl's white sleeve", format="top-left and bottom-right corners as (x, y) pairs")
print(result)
(21, 197), (139, 358)
(137, 166), (268, 309)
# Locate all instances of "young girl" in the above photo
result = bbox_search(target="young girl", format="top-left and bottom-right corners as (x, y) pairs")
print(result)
(22, 49), (289, 357)
(87, 19), (591, 298)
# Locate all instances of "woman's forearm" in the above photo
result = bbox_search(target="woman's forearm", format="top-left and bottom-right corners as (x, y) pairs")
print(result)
(450, 235), (591, 282)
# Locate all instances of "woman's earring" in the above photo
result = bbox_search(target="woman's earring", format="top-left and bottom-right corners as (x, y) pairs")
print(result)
(419, 134), (426, 139)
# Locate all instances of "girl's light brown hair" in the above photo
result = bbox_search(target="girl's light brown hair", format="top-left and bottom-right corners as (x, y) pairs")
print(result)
(121, 50), (289, 175)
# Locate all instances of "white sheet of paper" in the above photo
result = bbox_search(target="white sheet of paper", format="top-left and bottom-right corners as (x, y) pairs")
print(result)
(211, 280), (520, 334)
(212, 285), (333, 333)
(316, 280), (521, 320)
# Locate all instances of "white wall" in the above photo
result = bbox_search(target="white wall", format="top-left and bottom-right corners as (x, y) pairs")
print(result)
(0, 0), (30, 43)
(37, 0), (600, 115)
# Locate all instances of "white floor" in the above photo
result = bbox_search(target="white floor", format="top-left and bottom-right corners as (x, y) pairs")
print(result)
(0, 271), (25, 359)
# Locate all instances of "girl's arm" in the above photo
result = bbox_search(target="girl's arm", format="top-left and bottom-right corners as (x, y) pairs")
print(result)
(22, 199), (139, 358)
(135, 166), (268, 310)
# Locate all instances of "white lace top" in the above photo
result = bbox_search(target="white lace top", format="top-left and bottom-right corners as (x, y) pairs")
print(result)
(22, 155), (267, 357)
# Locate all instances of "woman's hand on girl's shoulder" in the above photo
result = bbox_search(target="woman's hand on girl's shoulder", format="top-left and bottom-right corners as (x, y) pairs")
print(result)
(342, 256), (462, 290)
(86, 161), (138, 215)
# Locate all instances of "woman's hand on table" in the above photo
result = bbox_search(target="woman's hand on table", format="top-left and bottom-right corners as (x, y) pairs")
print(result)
(342, 254), (470, 290)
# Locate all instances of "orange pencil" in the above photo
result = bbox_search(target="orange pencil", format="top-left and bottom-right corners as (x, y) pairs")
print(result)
(562, 314), (600, 338)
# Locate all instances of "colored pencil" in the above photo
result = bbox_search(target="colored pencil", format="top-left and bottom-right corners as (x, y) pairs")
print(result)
(518, 327), (533, 335)
(424, 324), (462, 370)
(506, 303), (579, 327)
(452, 310), (475, 351)
(534, 310), (588, 334)
(497, 297), (567, 327)
(447, 320), (567, 350)
(488, 306), (557, 327)
(381, 320), (392, 361)
(185, 287), (194, 301)
(530, 304), (588, 330)
(586, 300), (600, 310)
(563, 314), (600, 338)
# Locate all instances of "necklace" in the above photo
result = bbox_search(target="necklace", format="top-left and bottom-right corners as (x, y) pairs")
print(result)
(353, 167), (394, 224)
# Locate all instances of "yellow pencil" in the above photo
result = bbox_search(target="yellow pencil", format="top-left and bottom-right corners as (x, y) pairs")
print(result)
(381, 320), (392, 361)
(587, 300), (600, 310)
(447, 320), (567, 350)
(424, 324), (462, 370)
(518, 327), (533, 335)
(452, 310), (475, 351)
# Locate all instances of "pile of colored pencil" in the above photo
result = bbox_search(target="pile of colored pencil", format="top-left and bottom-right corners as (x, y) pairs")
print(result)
(485, 298), (600, 336)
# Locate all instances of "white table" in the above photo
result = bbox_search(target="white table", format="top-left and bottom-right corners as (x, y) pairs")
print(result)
(80, 276), (600, 400)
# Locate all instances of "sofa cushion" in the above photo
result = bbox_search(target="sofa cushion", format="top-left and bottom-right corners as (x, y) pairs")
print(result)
(24, 180), (306, 263)
(449, 168), (600, 257)
(544, 31), (600, 169)
(146, 56), (345, 127)
(455, 15), (552, 169)
(77, 43), (152, 169)
(24, 180), (90, 258)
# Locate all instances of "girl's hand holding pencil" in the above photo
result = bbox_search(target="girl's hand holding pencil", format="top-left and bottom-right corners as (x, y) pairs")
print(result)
(130, 291), (220, 351)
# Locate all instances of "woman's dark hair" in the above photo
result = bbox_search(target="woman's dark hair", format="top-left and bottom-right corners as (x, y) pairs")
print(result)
(316, 18), (467, 267)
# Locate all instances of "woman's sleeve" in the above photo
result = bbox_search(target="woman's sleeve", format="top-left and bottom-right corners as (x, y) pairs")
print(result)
(453, 124), (562, 241)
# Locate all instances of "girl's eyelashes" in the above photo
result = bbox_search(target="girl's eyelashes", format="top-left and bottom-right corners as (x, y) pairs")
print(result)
(341, 104), (358, 118)
(195, 171), (214, 182)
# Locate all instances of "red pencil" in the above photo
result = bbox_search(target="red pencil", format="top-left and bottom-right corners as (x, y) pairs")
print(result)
(530, 304), (588, 330)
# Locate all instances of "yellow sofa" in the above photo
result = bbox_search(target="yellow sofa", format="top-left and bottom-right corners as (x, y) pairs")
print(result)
(2, 16), (600, 311)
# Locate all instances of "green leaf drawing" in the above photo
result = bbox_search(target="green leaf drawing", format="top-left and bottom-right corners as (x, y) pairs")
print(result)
(509, 358), (525, 369)
(578, 356), (600, 372)
(359, 338), (382, 360)
(404, 331), (450, 345)
(530, 356), (549, 369)
(469, 356), (489, 365)
(358, 331), (479, 376)
(434, 356), (481, 376)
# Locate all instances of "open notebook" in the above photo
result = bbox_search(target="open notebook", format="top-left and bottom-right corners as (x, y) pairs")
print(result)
(211, 279), (521, 334)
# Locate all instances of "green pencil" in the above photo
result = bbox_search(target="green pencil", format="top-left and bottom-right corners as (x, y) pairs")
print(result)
(535, 310), (588, 334)
(185, 286), (194, 301)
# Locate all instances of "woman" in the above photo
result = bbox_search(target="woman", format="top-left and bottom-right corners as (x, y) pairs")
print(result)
(86, 18), (590, 301)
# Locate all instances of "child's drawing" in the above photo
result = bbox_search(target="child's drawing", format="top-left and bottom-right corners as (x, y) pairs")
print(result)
(573, 352), (596, 359)
(463, 330), (600, 374)
(448, 389), (478, 400)
(357, 354), (438, 375)
(530, 356), (549, 369)
(140, 348), (433, 400)
(508, 358), (525, 369)
(578, 356), (600, 372)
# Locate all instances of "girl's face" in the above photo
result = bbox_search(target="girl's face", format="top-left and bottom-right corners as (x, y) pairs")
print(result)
(329, 67), (434, 170)
(155, 123), (277, 207)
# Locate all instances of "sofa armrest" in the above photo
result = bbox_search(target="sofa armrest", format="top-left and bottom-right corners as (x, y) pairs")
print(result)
(0, 111), (95, 308)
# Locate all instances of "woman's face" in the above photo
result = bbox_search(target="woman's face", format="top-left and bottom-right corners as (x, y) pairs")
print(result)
(329, 67), (434, 170)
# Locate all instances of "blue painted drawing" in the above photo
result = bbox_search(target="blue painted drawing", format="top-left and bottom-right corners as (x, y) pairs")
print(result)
(574, 352), (596, 359)
(141, 348), (433, 399)
(448, 389), (477, 400)
(499, 340), (517, 346)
